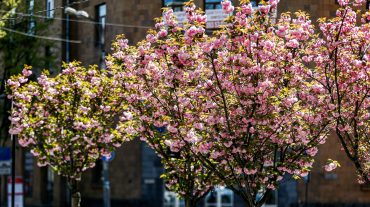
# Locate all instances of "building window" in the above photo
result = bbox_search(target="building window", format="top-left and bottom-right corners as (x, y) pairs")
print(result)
(260, 191), (278, 207)
(251, 0), (260, 7)
(96, 3), (106, 68)
(46, 0), (54, 18)
(163, 0), (187, 11)
(205, 187), (233, 207)
(28, 0), (35, 34)
(204, 0), (259, 8)
(23, 152), (34, 197)
(205, 0), (222, 10)
(46, 166), (54, 203)
(163, 191), (185, 207)
(96, 3), (106, 47)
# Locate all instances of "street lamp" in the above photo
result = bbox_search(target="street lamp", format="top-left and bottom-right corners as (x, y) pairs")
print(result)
(64, 7), (89, 19)
(64, 6), (89, 63)
(64, 5), (110, 207)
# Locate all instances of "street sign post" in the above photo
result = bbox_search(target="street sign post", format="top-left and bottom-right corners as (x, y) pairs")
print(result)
(101, 151), (115, 207)
(7, 177), (23, 207)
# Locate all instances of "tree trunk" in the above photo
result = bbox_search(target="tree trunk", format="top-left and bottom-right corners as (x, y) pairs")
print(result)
(69, 179), (81, 207)
(71, 191), (81, 207)
(185, 198), (197, 207)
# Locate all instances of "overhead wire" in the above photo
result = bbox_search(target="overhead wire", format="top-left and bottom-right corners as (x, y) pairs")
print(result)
(0, 0), (154, 43)
(33, 0), (90, 15)
(1, 27), (82, 43)
(0, 9), (154, 29)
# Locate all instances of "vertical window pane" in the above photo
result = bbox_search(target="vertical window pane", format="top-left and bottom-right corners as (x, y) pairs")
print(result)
(205, 0), (222, 10)
(265, 190), (278, 205)
(251, 0), (259, 7)
(97, 3), (107, 68)
(99, 4), (106, 16)
(46, 0), (54, 18)
(28, 0), (35, 34)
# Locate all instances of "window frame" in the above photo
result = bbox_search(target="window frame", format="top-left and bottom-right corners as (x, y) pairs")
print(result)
(163, 191), (185, 207)
(28, 0), (35, 34)
(96, 3), (106, 45)
(162, 0), (187, 11)
(204, 187), (234, 207)
(204, 0), (222, 10)
(46, 0), (54, 18)
(96, 3), (107, 68)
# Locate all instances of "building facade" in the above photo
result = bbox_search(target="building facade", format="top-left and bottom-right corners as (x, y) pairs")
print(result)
(1, 0), (370, 207)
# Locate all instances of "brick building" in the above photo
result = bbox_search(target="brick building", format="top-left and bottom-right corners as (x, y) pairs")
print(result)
(1, 0), (370, 207)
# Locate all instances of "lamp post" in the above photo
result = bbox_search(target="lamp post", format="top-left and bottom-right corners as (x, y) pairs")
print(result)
(63, 5), (89, 206)
(64, 4), (89, 63)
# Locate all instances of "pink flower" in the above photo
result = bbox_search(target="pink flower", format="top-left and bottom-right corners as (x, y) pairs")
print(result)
(324, 162), (338, 172)
(241, 4), (253, 15)
(286, 39), (300, 48)
(123, 111), (133, 120)
(158, 29), (168, 38)
(22, 68), (32, 77)
(243, 168), (257, 175)
(306, 147), (318, 156)
(146, 34), (157, 43)
(259, 5), (270, 15)
(221, 0), (234, 14)
(167, 125), (178, 133)
(7, 79), (20, 88)
(337, 0), (349, 6)
(269, 0), (280, 8)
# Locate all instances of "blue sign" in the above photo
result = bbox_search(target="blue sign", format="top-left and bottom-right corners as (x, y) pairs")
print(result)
(102, 151), (115, 162)
(0, 147), (11, 175)
(0, 147), (11, 161)
(154, 126), (166, 133)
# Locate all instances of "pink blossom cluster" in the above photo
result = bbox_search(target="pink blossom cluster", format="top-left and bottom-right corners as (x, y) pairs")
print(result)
(307, 0), (370, 183)
(7, 63), (133, 181)
(108, 0), (332, 206)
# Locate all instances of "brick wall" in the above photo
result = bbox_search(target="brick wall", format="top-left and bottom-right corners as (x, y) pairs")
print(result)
(297, 133), (370, 206)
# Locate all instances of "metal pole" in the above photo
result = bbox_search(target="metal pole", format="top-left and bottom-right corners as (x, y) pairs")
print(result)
(304, 173), (310, 207)
(65, 1), (71, 204)
(11, 134), (15, 207)
(102, 160), (111, 207)
(66, 0), (70, 63)
(10, 100), (15, 207)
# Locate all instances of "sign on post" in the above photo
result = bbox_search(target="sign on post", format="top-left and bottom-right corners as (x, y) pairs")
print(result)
(101, 151), (116, 162)
(7, 176), (24, 207)
(0, 147), (11, 175)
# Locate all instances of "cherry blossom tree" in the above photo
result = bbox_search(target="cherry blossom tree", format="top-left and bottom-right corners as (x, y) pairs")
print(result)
(307, 0), (370, 183)
(110, 1), (331, 207)
(6, 63), (133, 207)
(108, 31), (217, 207)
